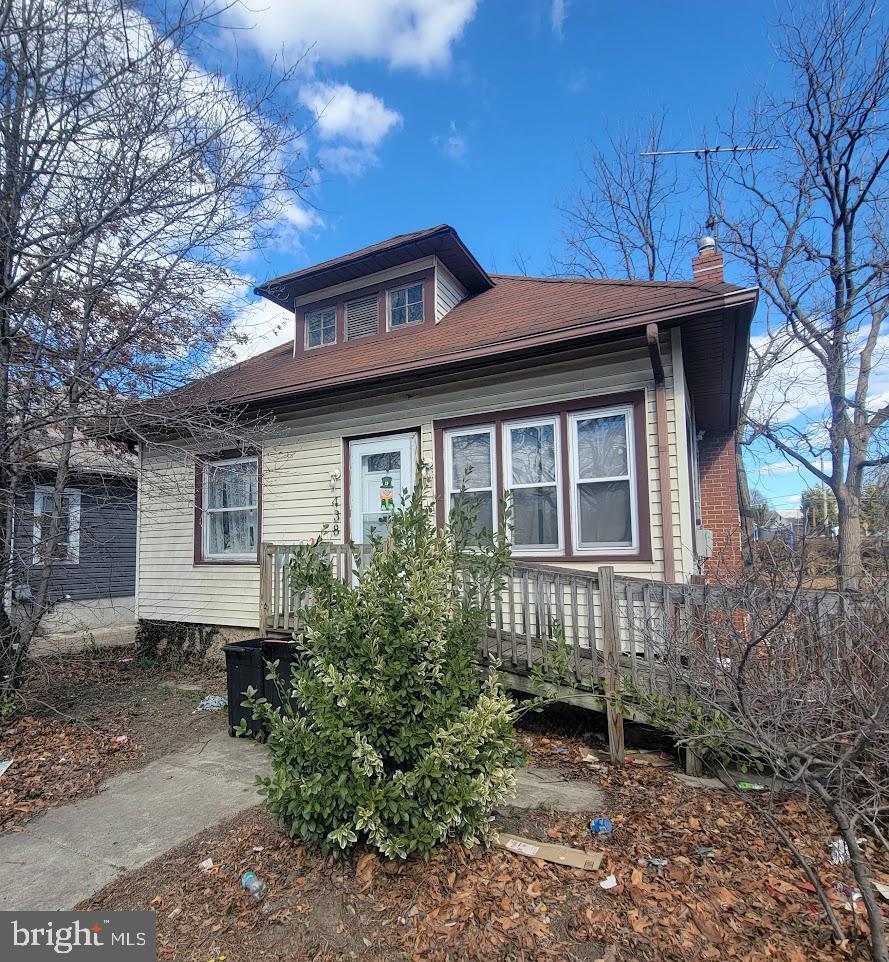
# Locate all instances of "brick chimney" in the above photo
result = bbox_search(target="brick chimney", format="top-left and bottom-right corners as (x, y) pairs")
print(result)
(691, 235), (724, 284)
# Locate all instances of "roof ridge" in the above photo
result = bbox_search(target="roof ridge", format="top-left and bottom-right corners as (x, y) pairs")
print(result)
(490, 273), (698, 289)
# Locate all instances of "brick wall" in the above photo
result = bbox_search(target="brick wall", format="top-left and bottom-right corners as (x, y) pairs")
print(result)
(698, 430), (742, 582)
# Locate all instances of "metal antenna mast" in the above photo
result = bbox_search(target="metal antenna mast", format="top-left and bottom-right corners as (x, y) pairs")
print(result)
(640, 143), (778, 238)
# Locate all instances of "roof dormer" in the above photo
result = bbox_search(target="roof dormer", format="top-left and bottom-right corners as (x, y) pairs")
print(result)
(255, 225), (492, 356)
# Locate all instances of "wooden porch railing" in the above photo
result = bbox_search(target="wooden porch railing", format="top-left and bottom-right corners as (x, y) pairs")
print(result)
(259, 542), (853, 687)
(258, 542), (679, 695)
(258, 541), (862, 770)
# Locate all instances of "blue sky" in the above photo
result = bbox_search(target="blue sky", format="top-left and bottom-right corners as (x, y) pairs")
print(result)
(215, 0), (813, 514)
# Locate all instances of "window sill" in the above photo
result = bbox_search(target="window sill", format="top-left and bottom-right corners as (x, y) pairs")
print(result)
(195, 558), (260, 566)
(513, 551), (652, 564)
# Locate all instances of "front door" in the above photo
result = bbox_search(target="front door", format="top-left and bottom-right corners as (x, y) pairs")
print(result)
(349, 433), (417, 545)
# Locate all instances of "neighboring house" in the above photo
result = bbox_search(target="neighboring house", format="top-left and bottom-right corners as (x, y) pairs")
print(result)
(135, 225), (756, 643)
(10, 434), (138, 641)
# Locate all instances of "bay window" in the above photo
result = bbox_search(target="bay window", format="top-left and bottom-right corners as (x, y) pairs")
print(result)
(569, 406), (636, 552)
(202, 457), (259, 561)
(504, 418), (562, 554)
(444, 426), (496, 539)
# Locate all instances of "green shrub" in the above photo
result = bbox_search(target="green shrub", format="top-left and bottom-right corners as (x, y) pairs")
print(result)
(243, 467), (521, 859)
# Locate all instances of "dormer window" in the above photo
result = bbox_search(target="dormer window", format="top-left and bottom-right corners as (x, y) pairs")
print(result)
(388, 282), (424, 329)
(305, 307), (336, 349)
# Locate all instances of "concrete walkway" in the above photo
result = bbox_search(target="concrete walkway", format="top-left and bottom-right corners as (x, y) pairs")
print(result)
(0, 730), (270, 911)
(499, 766), (604, 813)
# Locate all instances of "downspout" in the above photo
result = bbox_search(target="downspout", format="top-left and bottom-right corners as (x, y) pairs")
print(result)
(646, 323), (676, 583)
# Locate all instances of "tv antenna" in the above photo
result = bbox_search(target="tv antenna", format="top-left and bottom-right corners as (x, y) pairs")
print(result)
(640, 142), (778, 238)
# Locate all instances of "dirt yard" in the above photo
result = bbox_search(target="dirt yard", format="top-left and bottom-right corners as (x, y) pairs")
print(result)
(0, 648), (227, 831)
(79, 720), (885, 962)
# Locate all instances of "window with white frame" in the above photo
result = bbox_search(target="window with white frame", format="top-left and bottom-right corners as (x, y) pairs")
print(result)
(569, 406), (637, 552)
(33, 486), (81, 564)
(504, 418), (562, 553)
(304, 306), (336, 349)
(444, 426), (496, 540)
(202, 457), (258, 560)
(388, 282), (424, 329)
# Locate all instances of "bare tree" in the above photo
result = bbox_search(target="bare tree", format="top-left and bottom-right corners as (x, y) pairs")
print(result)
(556, 111), (688, 281)
(716, 0), (889, 589)
(0, 0), (308, 703)
(641, 571), (889, 960)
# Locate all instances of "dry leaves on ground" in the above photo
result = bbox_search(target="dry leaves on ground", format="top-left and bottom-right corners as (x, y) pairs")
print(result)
(81, 757), (885, 962)
(0, 716), (137, 831)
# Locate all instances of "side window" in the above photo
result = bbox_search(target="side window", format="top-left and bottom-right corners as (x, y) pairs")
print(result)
(304, 307), (336, 349)
(568, 406), (637, 551)
(202, 457), (259, 561)
(503, 418), (562, 554)
(33, 486), (81, 564)
(444, 426), (496, 540)
(388, 282), (424, 329)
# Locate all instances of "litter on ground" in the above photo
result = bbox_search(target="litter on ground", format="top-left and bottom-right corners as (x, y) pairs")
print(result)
(193, 695), (227, 713)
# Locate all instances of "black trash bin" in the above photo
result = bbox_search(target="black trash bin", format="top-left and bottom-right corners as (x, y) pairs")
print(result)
(261, 639), (300, 715)
(223, 638), (265, 737)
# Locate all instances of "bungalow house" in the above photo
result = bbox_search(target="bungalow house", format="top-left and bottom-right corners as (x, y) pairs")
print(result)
(134, 225), (756, 649)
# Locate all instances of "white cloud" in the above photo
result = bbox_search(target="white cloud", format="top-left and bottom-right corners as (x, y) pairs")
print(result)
(551, 0), (568, 37)
(269, 197), (324, 246)
(435, 120), (468, 163)
(319, 144), (379, 178)
(279, 199), (324, 231)
(216, 297), (293, 365)
(299, 82), (402, 146)
(748, 330), (889, 428)
(757, 461), (801, 476)
(232, 0), (477, 72)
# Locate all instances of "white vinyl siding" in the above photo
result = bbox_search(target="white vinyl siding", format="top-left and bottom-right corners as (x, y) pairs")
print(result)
(136, 333), (688, 628)
(136, 454), (260, 627)
(435, 261), (467, 320)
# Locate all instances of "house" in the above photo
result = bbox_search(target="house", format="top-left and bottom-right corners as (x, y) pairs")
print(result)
(134, 225), (756, 649)
(10, 431), (138, 646)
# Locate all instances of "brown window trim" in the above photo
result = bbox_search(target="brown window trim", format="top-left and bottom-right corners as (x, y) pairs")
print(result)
(294, 268), (435, 355)
(433, 391), (652, 564)
(193, 450), (262, 566)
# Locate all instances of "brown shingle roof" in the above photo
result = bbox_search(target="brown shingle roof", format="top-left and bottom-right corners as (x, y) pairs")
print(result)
(191, 273), (754, 410)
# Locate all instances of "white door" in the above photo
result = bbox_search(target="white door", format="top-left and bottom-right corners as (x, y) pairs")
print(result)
(349, 433), (417, 544)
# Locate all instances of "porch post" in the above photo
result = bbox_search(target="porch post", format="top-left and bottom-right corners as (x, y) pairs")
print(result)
(599, 566), (625, 766)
